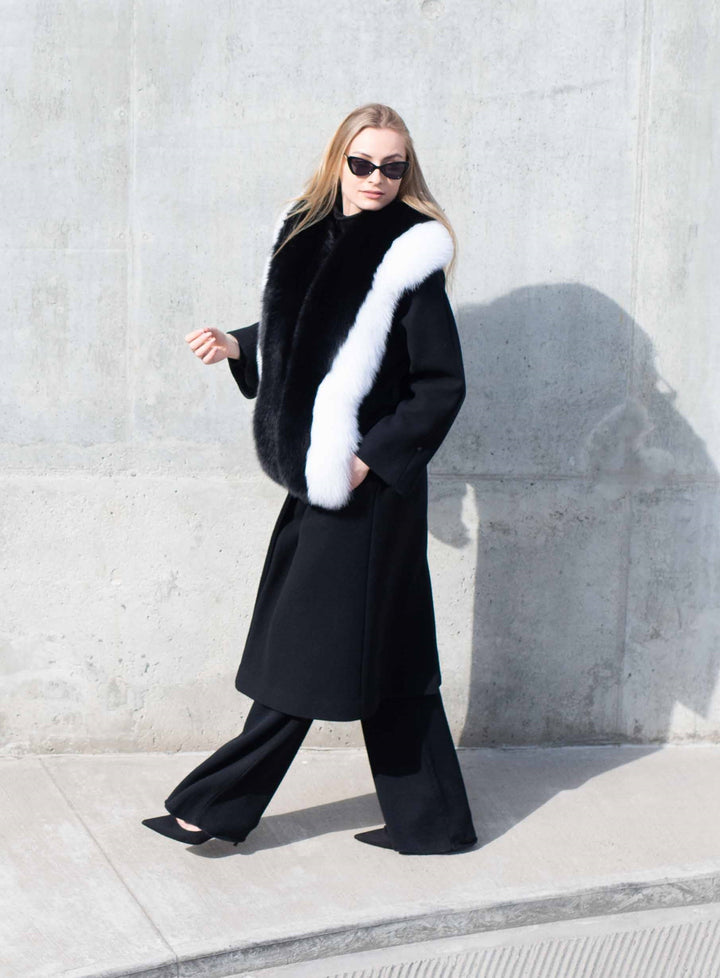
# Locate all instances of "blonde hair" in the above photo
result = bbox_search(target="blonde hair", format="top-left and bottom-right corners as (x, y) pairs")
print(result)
(272, 103), (458, 287)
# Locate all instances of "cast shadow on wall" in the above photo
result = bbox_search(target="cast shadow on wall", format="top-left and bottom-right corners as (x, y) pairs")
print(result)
(424, 283), (719, 827)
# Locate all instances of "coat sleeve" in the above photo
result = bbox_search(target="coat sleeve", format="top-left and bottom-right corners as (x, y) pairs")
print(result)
(226, 322), (260, 399)
(354, 269), (466, 496)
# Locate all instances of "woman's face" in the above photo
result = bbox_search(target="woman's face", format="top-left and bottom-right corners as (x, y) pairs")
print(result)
(339, 127), (407, 216)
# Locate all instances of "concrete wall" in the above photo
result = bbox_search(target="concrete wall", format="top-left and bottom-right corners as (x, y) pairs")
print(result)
(2, 0), (718, 753)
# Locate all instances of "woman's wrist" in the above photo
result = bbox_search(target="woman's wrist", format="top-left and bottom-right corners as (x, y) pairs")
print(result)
(226, 333), (241, 360)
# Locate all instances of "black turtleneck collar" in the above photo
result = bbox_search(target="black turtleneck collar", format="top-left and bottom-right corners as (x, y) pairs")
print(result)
(332, 194), (361, 222)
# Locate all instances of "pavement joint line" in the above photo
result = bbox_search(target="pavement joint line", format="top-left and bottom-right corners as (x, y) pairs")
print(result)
(37, 755), (180, 978)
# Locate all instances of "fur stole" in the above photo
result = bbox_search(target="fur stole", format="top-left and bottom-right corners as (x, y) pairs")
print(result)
(253, 195), (453, 509)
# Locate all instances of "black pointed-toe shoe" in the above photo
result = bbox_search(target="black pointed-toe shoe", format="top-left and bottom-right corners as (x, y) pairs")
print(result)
(354, 825), (478, 855)
(353, 825), (396, 850)
(141, 815), (213, 845)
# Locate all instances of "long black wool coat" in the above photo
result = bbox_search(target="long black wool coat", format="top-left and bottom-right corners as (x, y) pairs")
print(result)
(225, 192), (466, 721)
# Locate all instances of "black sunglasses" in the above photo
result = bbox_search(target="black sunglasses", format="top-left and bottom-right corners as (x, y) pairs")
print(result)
(344, 154), (409, 180)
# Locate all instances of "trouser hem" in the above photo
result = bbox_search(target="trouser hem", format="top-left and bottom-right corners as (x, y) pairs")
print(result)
(397, 834), (478, 855)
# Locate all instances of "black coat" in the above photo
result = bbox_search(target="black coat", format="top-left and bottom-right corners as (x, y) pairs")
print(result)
(225, 196), (466, 721)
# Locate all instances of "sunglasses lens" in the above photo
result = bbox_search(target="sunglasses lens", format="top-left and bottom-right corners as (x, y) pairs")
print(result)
(348, 157), (374, 177)
(382, 162), (408, 180)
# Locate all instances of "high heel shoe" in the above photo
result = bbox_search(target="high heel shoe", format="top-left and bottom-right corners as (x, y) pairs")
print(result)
(141, 815), (213, 845)
(354, 825), (395, 850)
(354, 825), (478, 855)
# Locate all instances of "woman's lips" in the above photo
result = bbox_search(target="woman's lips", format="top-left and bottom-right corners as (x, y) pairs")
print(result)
(362, 191), (384, 198)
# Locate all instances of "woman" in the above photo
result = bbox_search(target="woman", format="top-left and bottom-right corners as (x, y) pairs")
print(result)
(142, 103), (477, 855)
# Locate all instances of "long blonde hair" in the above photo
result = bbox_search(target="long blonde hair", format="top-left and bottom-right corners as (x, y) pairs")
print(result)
(272, 103), (458, 287)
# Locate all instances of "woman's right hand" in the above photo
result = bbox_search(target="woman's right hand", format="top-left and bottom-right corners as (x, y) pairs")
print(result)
(185, 327), (240, 364)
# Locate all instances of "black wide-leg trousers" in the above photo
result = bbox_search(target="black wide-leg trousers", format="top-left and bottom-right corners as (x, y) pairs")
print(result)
(164, 692), (477, 854)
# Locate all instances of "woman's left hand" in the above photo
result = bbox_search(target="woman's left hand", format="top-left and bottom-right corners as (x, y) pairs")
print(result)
(349, 454), (371, 489)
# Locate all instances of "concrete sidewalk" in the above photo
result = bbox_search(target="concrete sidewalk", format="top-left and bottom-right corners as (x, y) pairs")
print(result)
(3, 744), (720, 978)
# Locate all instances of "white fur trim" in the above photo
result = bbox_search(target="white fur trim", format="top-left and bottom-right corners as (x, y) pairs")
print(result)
(304, 220), (453, 509)
(257, 201), (295, 383)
